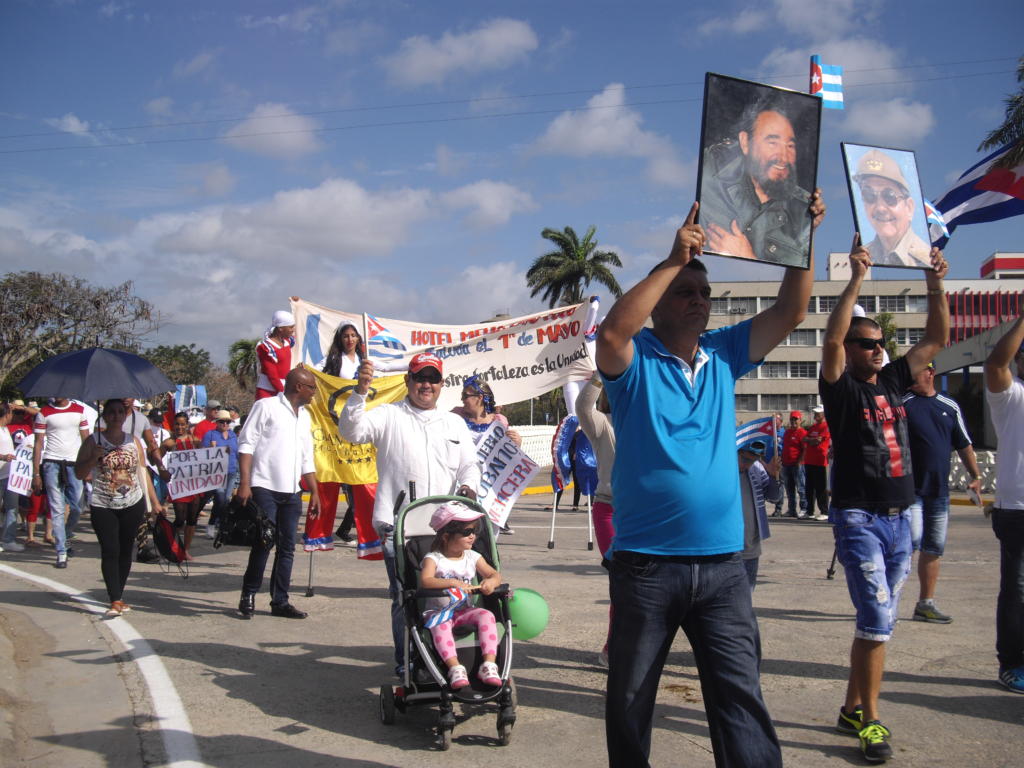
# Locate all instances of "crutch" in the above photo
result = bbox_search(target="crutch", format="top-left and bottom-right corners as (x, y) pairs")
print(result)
(547, 486), (560, 549)
(586, 494), (594, 551)
(826, 545), (838, 579)
(305, 551), (316, 596)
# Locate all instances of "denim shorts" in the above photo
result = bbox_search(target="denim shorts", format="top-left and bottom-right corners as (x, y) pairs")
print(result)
(908, 495), (950, 556)
(831, 506), (912, 642)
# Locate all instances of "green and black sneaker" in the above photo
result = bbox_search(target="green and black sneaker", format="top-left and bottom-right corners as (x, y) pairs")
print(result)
(858, 720), (893, 763)
(835, 705), (863, 735)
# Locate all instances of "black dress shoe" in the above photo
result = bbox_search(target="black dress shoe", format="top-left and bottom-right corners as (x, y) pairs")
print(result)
(238, 593), (255, 619)
(270, 603), (308, 619)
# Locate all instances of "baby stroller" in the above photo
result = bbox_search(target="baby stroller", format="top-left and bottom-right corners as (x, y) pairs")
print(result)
(379, 491), (517, 750)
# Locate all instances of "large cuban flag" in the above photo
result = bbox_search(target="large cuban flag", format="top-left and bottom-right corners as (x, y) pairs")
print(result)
(735, 416), (775, 448)
(930, 143), (1024, 248)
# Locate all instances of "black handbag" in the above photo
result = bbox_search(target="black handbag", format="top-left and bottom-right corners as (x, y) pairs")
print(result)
(213, 495), (276, 550)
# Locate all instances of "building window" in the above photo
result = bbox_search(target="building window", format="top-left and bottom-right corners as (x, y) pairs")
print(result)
(791, 394), (817, 412)
(859, 296), (877, 313)
(818, 295), (839, 313)
(789, 361), (818, 378)
(735, 394), (758, 412)
(897, 328), (924, 345)
(906, 295), (928, 313)
(878, 295), (906, 313)
(762, 394), (789, 411)
(730, 297), (757, 314)
(741, 367), (759, 379)
(763, 362), (789, 378)
(787, 329), (817, 346)
(710, 298), (729, 315)
(807, 297), (817, 314)
(760, 296), (776, 311)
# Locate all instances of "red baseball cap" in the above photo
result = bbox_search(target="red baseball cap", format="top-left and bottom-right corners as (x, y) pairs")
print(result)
(409, 352), (443, 375)
(789, 410), (802, 419)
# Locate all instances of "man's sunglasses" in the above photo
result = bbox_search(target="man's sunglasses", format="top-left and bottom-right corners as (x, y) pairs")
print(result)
(846, 336), (887, 350)
(411, 371), (442, 384)
(453, 526), (478, 537)
(860, 187), (906, 207)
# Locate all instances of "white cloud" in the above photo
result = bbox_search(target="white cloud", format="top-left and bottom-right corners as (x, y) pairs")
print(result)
(759, 37), (900, 91)
(173, 49), (219, 78)
(200, 163), (236, 197)
(145, 96), (173, 117)
(325, 20), (386, 56)
(424, 262), (534, 324)
(44, 113), (92, 135)
(442, 181), (536, 228)
(434, 144), (466, 176)
(699, 9), (770, 37)
(701, 0), (877, 40)
(240, 6), (323, 33)
(381, 18), (538, 88)
(533, 84), (691, 187)
(99, 1), (132, 19)
(843, 98), (935, 144)
(222, 102), (323, 158)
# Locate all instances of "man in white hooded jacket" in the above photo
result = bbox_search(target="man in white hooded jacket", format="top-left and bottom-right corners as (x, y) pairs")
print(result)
(339, 352), (479, 676)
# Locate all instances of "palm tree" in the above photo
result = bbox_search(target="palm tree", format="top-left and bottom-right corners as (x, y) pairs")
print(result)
(228, 338), (259, 390)
(526, 225), (623, 309)
(979, 55), (1024, 169)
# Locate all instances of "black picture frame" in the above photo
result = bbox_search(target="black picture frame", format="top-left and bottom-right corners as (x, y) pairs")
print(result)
(841, 142), (932, 270)
(696, 72), (822, 270)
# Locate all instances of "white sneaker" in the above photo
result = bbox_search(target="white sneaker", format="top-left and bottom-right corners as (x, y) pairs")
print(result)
(206, 524), (216, 539)
(597, 648), (609, 667)
(2, 540), (25, 552)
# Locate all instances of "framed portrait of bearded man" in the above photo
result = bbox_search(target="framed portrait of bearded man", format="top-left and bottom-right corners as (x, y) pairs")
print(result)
(841, 142), (932, 269)
(697, 73), (822, 270)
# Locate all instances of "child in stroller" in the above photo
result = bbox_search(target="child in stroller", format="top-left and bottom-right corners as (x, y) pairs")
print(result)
(421, 502), (503, 690)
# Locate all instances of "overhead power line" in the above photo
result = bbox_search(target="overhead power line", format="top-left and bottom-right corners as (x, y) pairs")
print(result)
(0, 65), (1016, 156)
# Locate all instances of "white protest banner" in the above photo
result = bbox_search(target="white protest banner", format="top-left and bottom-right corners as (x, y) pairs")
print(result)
(474, 421), (540, 528)
(164, 446), (227, 500)
(7, 442), (36, 497)
(291, 298), (597, 411)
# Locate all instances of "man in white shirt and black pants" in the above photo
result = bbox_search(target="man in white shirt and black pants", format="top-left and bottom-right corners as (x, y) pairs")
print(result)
(236, 368), (320, 619)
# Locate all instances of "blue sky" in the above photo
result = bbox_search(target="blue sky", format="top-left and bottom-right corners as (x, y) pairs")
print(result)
(2, 0), (1020, 362)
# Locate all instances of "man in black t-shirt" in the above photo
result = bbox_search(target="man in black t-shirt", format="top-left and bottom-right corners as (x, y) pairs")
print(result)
(819, 235), (948, 764)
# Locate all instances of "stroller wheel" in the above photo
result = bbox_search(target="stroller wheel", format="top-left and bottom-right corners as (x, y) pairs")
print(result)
(439, 726), (453, 751)
(379, 685), (396, 725)
(497, 721), (513, 746)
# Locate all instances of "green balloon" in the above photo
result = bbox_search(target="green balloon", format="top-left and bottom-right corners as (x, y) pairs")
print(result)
(508, 588), (550, 640)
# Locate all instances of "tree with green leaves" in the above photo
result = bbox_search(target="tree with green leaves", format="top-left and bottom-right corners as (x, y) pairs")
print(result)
(979, 55), (1024, 170)
(228, 339), (260, 390)
(142, 343), (212, 384)
(526, 225), (623, 309)
(874, 312), (900, 360)
(0, 271), (158, 395)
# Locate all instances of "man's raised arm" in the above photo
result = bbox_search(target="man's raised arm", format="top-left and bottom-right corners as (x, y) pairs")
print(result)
(749, 189), (826, 362)
(596, 202), (704, 378)
(984, 315), (1024, 394)
(821, 235), (871, 384)
(903, 248), (950, 376)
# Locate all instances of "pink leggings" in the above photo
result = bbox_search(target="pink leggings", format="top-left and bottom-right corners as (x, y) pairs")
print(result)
(593, 501), (615, 558)
(429, 607), (499, 662)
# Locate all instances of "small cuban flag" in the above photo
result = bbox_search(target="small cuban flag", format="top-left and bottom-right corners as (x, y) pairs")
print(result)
(735, 416), (775, 448)
(809, 54), (844, 110)
(924, 198), (950, 245)
(365, 314), (407, 360)
(423, 587), (472, 628)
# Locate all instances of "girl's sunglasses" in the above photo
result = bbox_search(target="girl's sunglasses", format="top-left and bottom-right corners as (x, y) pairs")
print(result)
(453, 526), (478, 537)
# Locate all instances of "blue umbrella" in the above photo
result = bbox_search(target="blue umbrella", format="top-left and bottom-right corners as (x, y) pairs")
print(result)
(18, 347), (174, 402)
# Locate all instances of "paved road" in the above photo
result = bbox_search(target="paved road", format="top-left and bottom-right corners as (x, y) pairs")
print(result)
(1, 495), (1021, 767)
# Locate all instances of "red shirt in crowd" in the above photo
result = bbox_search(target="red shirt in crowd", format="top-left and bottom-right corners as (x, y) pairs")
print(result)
(781, 426), (807, 466)
(803, 420), (831, 467)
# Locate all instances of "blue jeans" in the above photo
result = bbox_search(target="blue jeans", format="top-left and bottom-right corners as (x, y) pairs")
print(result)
(991, 510), (1024, 671)
(605, 551), (780, 768)
(381, 527), (407, 674)
(41, 460), (83, 556)
(780, 463), (806, 515)
(242, 487), (301, 606)
(1, 478), (20, 544)
(831, 507), (912, 642)
(210, 470), (238, 526)
(909, 494), (950, 555)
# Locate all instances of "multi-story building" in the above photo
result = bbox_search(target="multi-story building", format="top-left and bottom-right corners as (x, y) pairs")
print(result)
(708, 253), (1024, 439)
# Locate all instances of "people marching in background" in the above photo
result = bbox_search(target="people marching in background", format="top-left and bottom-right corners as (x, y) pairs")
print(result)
(983, 315), (1024, 694)
(256, 310), (296, 400)
(820, 236), (948, 763)
(201, 410), (239, 540)
(802, 405), (831, 521)
(903, 363), (981, 625)
(779, 410), (808, 518)
(0, 404), (24, 553)
(737, 439), (781, 592)
(159, 412), (203, 561)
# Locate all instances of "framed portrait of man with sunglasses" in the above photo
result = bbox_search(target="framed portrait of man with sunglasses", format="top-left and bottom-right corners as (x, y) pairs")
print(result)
(841, 143), (932, 269)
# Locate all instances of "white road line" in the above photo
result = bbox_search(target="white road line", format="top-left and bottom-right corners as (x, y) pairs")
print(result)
(0, 564), (205, 768)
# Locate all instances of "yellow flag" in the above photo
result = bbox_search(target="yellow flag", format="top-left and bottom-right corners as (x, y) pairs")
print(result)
(306, 366), (407, 485)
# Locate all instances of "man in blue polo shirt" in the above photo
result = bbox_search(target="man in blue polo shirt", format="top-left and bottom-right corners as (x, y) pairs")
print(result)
(596, 191), (825, 768)
(902, 364), (981, 624)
